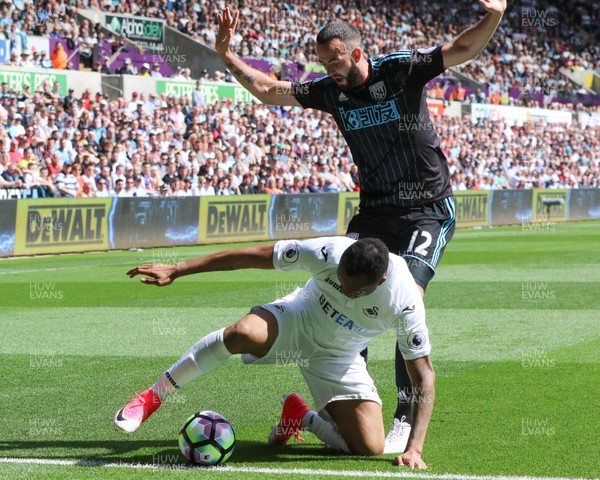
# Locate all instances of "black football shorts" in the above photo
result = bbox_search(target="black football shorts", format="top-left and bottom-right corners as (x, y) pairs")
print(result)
(346, 196), (455, 290)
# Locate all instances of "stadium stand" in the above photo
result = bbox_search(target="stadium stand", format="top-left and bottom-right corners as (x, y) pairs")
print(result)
(0, 0), (598, 199)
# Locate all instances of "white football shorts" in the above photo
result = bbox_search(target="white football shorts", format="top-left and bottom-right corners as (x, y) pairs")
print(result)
(241, 288), (382, 412)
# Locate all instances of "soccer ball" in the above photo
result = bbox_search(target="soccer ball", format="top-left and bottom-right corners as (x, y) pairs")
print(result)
(178, 411), (235, 466)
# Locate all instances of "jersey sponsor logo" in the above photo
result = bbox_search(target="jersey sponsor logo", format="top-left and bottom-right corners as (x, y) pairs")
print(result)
(324, 276), (341, 292)
(337, 100), (400, 131)
(319, 293), (367, 332)
(320, 246), (328, 262)
(369, 80), (387, 101)
(362, 306), (379, 318)
(282, 242), (300, 264)
(407, 331), (426, 350)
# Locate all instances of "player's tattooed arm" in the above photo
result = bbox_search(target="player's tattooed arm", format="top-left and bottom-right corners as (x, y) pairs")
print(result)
(441, 0), (507, 68)
(224, 60), (255, 86)
(216, 7), (300, 107)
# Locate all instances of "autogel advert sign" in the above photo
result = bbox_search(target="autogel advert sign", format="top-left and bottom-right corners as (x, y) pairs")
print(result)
(106, 14), (164, 50)
(156, 80), (259, 104)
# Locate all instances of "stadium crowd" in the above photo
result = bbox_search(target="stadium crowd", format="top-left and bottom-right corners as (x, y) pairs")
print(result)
(1, 0), (598, 106)
(0, 0), (598, 198)
(1, 85), (598, 198)
(91, 0), (598, 98)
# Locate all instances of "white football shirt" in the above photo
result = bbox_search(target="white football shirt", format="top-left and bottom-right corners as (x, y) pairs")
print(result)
(272, 236), (430, 360)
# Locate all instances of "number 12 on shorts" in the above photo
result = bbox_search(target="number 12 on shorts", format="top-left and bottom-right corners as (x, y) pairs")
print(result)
(407, 229), (431, 256)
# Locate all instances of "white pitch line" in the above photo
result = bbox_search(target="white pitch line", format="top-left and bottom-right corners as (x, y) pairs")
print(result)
(0, 458), (597, 480)
(0, 265), (93, 275)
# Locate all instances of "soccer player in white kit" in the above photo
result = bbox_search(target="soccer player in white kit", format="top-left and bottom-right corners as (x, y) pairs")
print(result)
(115, 237), (435, 469)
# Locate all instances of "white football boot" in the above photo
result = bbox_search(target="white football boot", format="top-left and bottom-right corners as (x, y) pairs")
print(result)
(383, 416), (411, 454)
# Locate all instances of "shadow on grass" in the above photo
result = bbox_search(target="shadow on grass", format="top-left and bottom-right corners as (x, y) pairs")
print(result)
(0, 439), (394, 467)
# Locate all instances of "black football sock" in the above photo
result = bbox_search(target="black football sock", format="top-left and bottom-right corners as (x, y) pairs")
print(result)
(394, 342), (413, 424)
(359, 347), (368, 365)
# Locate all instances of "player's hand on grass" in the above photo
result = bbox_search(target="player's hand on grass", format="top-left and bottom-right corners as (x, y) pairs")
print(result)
(126, 264), (178, 286)
(216, 7), (239, 57)
(394, 450), (427, 469)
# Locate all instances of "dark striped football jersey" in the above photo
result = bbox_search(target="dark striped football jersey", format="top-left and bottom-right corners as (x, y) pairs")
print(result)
(292, 46), (452, 209)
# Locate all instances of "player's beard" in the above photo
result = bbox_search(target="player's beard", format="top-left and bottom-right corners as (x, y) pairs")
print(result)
(339, 58), (361, 91)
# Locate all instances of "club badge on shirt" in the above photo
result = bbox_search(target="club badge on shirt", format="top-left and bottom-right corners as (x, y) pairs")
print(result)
(369, 81), (387, 101)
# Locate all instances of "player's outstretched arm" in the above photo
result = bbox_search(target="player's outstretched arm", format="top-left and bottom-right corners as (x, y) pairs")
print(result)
(394, 355), (435, 469)
(441, 0), (507, 68)
(215, 7), (301, 107)
(126, 244), (276, 286)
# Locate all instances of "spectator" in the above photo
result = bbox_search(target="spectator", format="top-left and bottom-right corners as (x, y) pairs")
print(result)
(238, 173), (257, 194)
(264, 176), (283, 194)
(19, 50), (35, 68)
(117, 58), (136, 75)
(95, 165), (113, 191)
(192, 80), (206, 107)
(119, 177), (137, 197)
(51, 42), (67, 70)
(287, 175), (303, 194)
(5, 50), (18, 66)
(138, 63), (151, 77)
(158, 182), (170, 197)
(54, 162), (77, 197)
(93, 177), (112, 197)
(81, 163), (97, 189)
(151, 62), (163, 78)
(7, 115), (25, 139)
(113, 178), (125, 196)
(78, 26), (97, 69)
(32, 166), (57, 198)
(149, 165), (164, 192)
(172, 66), (185, 80)
(162, 162), (178, 185)
(452, 82), (467, 102)
(194, 175), (216, 196)
(132, 176), (147, 196)
(77, 180), (95, 197)
(1, 162), (24, 188)
(100, 57), (112, 74)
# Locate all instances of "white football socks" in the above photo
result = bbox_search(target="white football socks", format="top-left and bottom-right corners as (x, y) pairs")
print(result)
(151, 328), (231, 400)
(301, 410), (351, 453)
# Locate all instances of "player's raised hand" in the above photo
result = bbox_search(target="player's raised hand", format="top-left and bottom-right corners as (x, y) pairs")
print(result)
(126, 263), (178, 287)
(478, 0), (507, 15)
(394, 450), (428, 469)
(215, 7), (239, 57)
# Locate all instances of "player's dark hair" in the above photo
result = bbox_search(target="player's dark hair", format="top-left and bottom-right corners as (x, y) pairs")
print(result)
(340, 238), (389, 283)
(317, 21), (361, 48)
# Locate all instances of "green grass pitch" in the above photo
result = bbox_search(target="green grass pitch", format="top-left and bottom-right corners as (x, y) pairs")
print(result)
(1, 221), (599, 479)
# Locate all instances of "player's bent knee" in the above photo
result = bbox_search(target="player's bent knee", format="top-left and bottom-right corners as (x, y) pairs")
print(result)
(348, 436), (384, 456)
(223, 319), (255, 353)
(223, 311), (276, 357)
